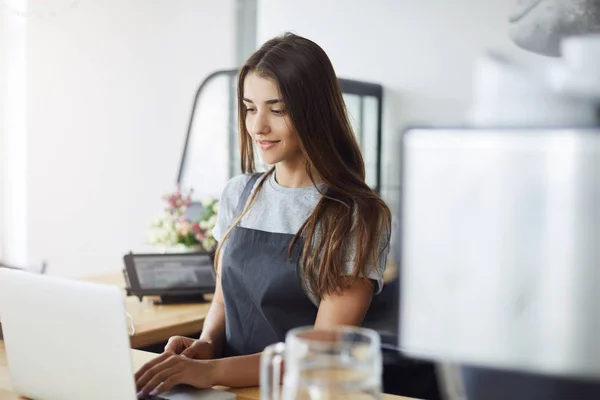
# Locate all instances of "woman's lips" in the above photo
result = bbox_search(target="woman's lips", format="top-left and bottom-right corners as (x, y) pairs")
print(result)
(257, 140), (280, 150)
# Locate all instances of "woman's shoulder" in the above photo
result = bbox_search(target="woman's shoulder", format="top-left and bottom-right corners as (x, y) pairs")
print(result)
(223, 173), (253, 195)
(220, 173), (266, 203)
(227, 171), (268, 193)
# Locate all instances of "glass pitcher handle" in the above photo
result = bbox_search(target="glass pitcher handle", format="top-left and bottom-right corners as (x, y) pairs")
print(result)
(260, 342), (286, 400)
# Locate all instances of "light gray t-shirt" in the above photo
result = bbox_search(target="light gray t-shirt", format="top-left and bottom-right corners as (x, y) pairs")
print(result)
(212, 172), (388, 306)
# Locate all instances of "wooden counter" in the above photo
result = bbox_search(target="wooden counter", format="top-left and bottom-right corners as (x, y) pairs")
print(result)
(0, 341), (414, 399)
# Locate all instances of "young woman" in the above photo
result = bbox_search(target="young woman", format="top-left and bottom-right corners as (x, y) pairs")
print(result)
(135, 32), (391, 397)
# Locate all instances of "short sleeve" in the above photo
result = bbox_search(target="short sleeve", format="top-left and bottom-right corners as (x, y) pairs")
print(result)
(342, 210), (391, 295)
(212, 174), (252, 242)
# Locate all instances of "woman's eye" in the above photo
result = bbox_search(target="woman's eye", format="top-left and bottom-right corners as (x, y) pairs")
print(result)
(245, 108), (256, 113)
(271, 110), (284, 115)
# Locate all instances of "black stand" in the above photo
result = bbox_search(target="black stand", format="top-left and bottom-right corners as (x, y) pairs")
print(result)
(152, 293), (208, 305)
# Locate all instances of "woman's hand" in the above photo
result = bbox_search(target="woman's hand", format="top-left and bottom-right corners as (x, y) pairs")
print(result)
(134, 352), (216, 397)
(163, 336), (215, 359)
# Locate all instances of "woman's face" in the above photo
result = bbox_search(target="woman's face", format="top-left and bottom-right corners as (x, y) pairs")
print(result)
(243, 72), (303, 165)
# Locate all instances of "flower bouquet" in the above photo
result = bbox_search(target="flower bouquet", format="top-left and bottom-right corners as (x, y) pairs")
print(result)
(149, 188), (219, 253)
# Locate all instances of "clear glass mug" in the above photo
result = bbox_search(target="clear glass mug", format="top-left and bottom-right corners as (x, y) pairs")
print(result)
(260, 326), (382, 400)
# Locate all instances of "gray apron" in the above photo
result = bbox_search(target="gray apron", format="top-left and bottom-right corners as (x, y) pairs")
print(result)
(221, 173), (318, 356)
(219, 174), (442, 399)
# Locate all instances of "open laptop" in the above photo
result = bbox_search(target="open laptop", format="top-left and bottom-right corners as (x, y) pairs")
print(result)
(0, 268), (235, 400)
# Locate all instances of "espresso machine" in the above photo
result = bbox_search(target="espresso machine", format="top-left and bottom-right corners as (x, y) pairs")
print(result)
(398, 2), (600, 399)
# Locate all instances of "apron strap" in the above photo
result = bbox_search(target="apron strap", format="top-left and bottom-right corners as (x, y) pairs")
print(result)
(234, 172), (265, 216)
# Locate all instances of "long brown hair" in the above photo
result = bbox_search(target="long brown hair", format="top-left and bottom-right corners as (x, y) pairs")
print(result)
(215, 33), (391, 297)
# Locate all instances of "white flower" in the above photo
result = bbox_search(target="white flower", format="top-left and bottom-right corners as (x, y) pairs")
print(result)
(176, 220), (191, 237)
(206, 215), (217, 229)
(201, 197), (215, 208)
(167, 229), (178, 244)
(148, 230), (159, 245)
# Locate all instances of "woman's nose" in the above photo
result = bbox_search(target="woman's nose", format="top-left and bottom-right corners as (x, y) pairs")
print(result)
(249, 112), (271, 136)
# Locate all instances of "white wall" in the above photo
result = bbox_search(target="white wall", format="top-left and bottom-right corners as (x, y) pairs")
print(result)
(0, 8), (5, 262)
(12, 0), (236, 277)
(256, 0), (538, 211)
(2, 3), (30, 268)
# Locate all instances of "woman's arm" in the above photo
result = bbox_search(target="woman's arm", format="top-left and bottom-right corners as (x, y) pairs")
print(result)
(143, 259), (228, 361)
(211, 352), (263, 387)
(136, 278), (374, 395)
(135, 259), (229, 396)
(314, 277), (373, 328)
(209, 278), (374, 388)
(195, 261), (227, 357)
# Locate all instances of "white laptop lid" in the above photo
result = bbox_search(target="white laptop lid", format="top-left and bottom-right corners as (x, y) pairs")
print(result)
(0, 268), (137, 400)
(399, 128), (600, 380)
